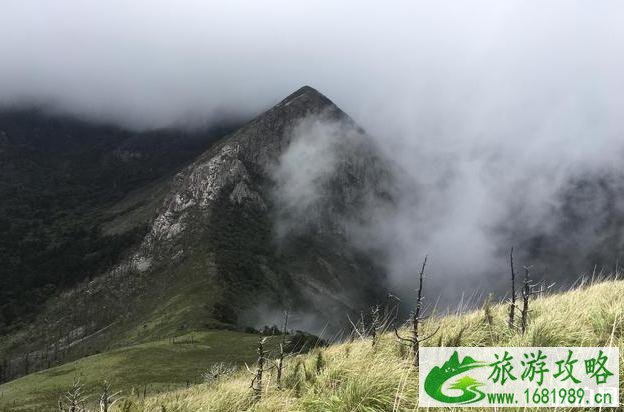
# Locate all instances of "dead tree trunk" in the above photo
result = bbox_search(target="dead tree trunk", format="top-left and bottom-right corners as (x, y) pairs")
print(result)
(276, 311), (289, 389)
(254, 338), (265, 400)
(411, 256), (427, 366)
(520, 266), (552, 334)
(508, 247), (516, 328)
(483, 293), (494, 341)
(247, 337), (270, 400)
(370, 304), (381, 347)
(100, 381), (111, 412)
(99, 380), (120, 412)
(521, 266), (531, 334)
(394, 256), (439, 367)
(358, 311), (366, 339)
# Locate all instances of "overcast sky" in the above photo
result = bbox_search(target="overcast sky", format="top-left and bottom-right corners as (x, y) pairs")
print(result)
(1, 1), (621, 131)
(3, 0), (624, 301)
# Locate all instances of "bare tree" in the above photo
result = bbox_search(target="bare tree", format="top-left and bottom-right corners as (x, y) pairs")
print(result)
(347, 310), (368, 342)
(347, 312), (366, 342)
(520, 266), (553, 334)
(394, 256), (440, 367)
(58, 377), (87, 412)
(508, 247), (517, 328)
(99, 380), (121, 412)
(367, 295), (400, 346)
(369, 304), (381, 347)
(483, 293), (495, 344)
(201, 362), (236, 383)
(276, 310), (289, 388)
(246, 337), (272, 400)
(358, 311), (366, 340)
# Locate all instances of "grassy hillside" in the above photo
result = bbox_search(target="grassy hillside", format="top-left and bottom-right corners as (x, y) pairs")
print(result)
(107, 279), (623, 411)
(0, 330), (277, 411)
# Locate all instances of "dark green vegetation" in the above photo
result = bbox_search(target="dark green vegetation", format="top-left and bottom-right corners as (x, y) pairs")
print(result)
(206, 179), (383, 327)
(0, 108), (238, 332)
(206, 181), (295, 324)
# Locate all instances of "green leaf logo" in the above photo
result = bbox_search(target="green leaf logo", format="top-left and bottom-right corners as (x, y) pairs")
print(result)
(424, 351), (488, 404)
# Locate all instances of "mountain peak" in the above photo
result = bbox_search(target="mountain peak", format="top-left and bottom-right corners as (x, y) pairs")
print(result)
(276, 85), (335, 111)
(285, 85), (325, 98)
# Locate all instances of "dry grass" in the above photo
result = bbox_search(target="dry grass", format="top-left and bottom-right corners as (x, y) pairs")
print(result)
(113, 279), (624, 411)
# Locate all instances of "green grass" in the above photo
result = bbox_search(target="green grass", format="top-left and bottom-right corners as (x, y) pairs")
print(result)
(0, 330), (275, 411)
(113, 279), (624, 411)
(4, 279), (623, 411)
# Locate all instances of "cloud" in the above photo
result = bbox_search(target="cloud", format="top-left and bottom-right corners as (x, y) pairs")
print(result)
(3, 0), (624, 303)
(271, 117), (345, 235)
(2, 1), (621, 130)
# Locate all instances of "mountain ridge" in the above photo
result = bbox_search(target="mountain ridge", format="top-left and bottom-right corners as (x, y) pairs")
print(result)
(0, 86), (393, 382)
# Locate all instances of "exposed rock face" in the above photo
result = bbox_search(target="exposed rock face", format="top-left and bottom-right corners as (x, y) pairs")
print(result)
(134, 86), (391, 285)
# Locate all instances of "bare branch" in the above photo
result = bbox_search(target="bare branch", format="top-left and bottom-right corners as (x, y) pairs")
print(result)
(244, 363), (256, 376)
(347, 314), (366, 341)
(394, 327), (415, 344)
(391, 255), (431, 368)
(417, 325), (441, 343)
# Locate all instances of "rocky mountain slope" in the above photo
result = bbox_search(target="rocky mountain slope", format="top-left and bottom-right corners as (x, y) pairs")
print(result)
(0, 109), (238, 333)
(0, 86), (393, 382)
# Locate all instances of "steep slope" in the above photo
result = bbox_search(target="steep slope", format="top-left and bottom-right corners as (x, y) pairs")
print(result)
(0, 87), (392, 382)
(0, 109), (238, 333)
